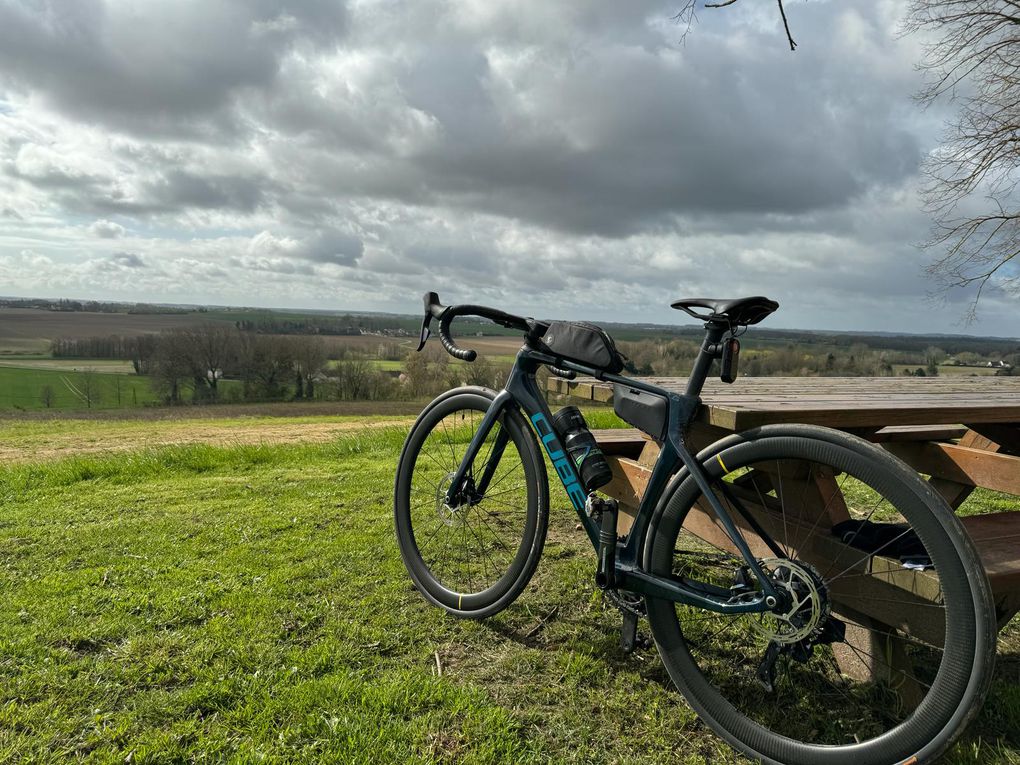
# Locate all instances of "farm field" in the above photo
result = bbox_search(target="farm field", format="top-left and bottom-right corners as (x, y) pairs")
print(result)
(0, 365), (158, 411)
(0, 308), (235, 355)
(891, 364), (1001, 377)
(0, 359), (137, 374)
(0, 412), (1017, 763)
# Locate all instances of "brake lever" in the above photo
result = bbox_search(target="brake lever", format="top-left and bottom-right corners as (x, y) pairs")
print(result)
(416, 313), (431, 352)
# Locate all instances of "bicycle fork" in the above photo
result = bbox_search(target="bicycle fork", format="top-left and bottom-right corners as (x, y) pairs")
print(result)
(442, 390), (514, 508)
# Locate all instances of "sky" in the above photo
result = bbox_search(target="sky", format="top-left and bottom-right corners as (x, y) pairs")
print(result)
(0, 0), (1017, 335)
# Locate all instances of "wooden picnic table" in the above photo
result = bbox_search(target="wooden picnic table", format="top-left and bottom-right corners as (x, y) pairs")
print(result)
(549, 375), (1020, 686)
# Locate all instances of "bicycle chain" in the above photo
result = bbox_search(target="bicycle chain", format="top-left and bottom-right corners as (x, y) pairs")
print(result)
(604, 588), (646, 618)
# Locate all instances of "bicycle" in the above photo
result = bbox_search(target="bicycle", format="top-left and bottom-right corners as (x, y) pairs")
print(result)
(393, 291), (996, 765)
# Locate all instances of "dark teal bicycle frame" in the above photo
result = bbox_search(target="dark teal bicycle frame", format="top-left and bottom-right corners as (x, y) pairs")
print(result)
(442, 330), (783, 616)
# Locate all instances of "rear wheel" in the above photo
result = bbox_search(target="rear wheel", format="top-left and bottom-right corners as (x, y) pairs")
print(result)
(394, 389), (548, 618)
(645, 427), (995, 765)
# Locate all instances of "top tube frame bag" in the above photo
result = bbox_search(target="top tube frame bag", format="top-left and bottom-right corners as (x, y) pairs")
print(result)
(539, 320), (625, 373)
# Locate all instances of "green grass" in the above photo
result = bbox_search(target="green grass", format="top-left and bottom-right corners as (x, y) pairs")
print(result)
(0, 420), (1017, 763)
(0, 366), (249, 412)
(0, 359), (137, 375)
(0, 366), (159, 411)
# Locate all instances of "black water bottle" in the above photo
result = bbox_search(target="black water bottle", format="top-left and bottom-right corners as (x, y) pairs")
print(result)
(552, 406), (613, 492)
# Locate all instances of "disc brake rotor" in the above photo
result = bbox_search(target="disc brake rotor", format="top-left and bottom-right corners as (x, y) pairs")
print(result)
(435, 472), (462, 526)
(750, 558), (830, 645)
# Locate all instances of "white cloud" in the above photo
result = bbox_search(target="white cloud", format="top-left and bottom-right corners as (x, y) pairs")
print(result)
(88, 219), (126, 238)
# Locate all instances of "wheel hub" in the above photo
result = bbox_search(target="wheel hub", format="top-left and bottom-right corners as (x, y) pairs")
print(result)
(751, 558), (830, 645)
(435, 472), (463, 526)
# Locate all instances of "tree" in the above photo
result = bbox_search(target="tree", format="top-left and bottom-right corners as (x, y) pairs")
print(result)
(237, 334), (294, 400)
(151, 331), (194, 404)
(292, 337), (328, 400)
(906, 2), (1020, 319)
(180, 324), (237, 400)
(40, 385), (55, 408)
(327, 358), (373, 400)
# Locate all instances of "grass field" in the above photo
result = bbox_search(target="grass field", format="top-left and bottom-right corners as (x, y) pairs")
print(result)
(0, 359), (137, 374)
(0, 413), (1017, 763)
(0, 366), (159, 411)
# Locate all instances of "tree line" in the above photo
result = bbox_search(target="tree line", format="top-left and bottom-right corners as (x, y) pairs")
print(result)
(234, 316), (418, 336)
(48, 326), (513, 406)
(45, 327), (1020, 410)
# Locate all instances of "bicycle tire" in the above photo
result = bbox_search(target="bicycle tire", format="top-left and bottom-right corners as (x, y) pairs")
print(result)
(394, 387), (549, 619)
(644, 425), (996, 765)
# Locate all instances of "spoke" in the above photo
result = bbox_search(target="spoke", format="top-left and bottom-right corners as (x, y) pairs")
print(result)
(439, 417), (459, 469)
(480, 483), (527, 500)
(851, 625), (945, 655)
(677, 612), (734, 625)
(417, 518), (449, 553)
(772, 461), (794, 562)
(793, 466), (847, 558)
(676, 523), (744, 563)
(748, 473), (789, 556)
(826, 528), (917, 585)
(478, 499), (525, 516)
(839, 640), (934, 691)
(690, 613), (746, 649)
(775, 461), (791, 558)
(820, 492), (889, 581)
(418, 443), (451, 474)
(458, 513), (473, 594)
(412, 474), (441, 492)
(485, 460), (524, 493)
(834, 596), (946, 609)
(463, 514), (501, 583)
(817, 651), (873, 714)
(472, 510), (515, 553)
(432, 514), (455, 583)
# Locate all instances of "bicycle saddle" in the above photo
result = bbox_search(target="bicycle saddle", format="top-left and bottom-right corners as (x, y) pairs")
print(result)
(670, 296), (779, 326)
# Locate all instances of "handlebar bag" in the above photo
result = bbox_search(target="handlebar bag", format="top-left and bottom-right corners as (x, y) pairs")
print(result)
(539, 321), (625, 373)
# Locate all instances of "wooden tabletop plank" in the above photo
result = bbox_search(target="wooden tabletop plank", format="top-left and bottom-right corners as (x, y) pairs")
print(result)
(551, 376), (1020, 431)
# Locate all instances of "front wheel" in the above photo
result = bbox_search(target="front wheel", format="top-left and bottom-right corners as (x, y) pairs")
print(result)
(394, 388), (549, 619)
(645, 427), (996, 765)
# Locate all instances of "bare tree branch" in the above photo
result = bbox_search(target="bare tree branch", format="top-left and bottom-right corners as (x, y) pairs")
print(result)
(673, 0), (797, 50)
(777, 0), (797, 50)
(906, 1), (1020, 321)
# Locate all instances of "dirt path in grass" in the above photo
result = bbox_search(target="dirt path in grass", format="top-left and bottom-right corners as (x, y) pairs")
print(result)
(0, 417), (416, 464)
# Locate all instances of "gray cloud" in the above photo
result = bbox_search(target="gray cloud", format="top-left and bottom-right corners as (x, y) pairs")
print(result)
(0, 0), (348, 138)
(0, 0), (1015, 333)
(143, 171), (270, 213)
(297, 230), (364, 266)
(111, 251), (146, 268)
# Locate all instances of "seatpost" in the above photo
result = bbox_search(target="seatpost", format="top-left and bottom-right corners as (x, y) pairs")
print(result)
(685, 322), (728, 397)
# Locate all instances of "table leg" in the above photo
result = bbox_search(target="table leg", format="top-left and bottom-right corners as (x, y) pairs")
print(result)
(830, 605), (925, 711)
